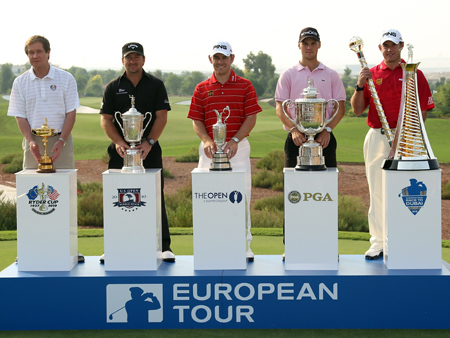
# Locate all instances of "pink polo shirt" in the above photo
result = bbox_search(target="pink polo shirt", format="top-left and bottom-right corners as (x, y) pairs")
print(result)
(275, 62), (346, 129)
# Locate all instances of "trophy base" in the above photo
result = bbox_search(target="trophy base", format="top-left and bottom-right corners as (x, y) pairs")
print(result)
(36, 168), (56, 173)
(295, 164), (327, 171)
(295, 144), (326, 171)
(210, 153), (232, 171)
(122, 150), (145, 174)
(382, 158), (440, 171)
(37, 157), (55, 173)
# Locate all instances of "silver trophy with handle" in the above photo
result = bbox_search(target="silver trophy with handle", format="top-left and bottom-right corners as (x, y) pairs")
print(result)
(210, 106), (232, 171)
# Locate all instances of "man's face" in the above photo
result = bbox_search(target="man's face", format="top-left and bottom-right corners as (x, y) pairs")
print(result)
(379, 41), (403, 64)
(298, 38), (321, 61)
(122, 53), (145, 75)
(209, 53), (234, 76)
(27, 42), (50, 69)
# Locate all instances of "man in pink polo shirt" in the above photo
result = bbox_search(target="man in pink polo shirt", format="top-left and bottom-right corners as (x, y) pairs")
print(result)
(351, 29), (434, 259)
(275, 27), (346, 169)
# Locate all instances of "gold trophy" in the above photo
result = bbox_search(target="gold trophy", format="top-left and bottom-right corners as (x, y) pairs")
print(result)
(31, 118), (60, 173)
(382, 44), (439, 170)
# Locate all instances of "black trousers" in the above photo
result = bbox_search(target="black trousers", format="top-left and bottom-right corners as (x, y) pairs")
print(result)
(108, 142), (172, 252)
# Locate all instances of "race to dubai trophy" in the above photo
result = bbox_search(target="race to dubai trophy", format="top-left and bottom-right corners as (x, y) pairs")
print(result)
(210, 106), (232, 171)
(115, 96), (152, 173)
(282, 79), (339, 170)
(31, 117), (60, 173)
(382, 44), (439, 171)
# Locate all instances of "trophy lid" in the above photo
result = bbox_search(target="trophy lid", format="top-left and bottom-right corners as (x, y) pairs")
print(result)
(122, 95), (143, 118)
(296, 79), (325, 103)
(32, 117), (55, 136)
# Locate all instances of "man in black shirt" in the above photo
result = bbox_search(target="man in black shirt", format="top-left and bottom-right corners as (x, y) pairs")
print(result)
(100, 42), (174, 262)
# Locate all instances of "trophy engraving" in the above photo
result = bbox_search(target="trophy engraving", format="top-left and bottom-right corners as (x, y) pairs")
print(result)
(210, 106), (232, 171)
(115, 96), (152, 173)
(31, 117), (60, 173)
(382, 44), (439, 170)
(282, 79), (339, 170)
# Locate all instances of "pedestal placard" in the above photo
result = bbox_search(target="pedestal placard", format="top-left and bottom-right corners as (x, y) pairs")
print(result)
(284, 168), (338, 270)
(382, 169), (442, 269)
(103, 169), (162, 271)
(15, 169), (78, 271)
(192, 168), (247, 270)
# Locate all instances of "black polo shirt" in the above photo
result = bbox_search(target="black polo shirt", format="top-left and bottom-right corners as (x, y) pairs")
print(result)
(100, 70), (171, 139)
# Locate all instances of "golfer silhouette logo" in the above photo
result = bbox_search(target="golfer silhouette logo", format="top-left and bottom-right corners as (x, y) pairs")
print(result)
(106, 284), (163, 323)
(399, 178), (428, 215)
(229, 190), (243, 204)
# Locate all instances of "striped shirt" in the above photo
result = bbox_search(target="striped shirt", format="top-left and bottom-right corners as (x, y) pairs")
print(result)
(188, 70), (262, 141)
(7, 65), (79, 130)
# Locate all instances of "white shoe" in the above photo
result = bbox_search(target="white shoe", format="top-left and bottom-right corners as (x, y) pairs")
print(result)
(99, 253), (105, 264)
(246, 249), (254, 262)
(365, 244), (383, 260)
(78, 252), (85, 263)
(282, 253), (285, 262)
(162, 250), (175, 262)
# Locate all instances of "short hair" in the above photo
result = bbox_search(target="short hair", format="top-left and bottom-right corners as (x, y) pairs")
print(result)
(25, 35), (50, 55)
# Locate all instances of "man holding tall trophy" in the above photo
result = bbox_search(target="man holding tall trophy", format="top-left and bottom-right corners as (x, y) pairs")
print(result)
(350, 29), (435, 260)
(100, 42), (174, 263)
(188, 41), (262, 260)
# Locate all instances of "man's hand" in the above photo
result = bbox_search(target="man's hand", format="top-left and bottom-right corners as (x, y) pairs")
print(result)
(50, 139), (65, 162)
(223, 139), (238, 159)
(357, 67), (372, 87)
(115, 141), (131, 158)
(315, 130), (331, 149)
(135, 141), (152, 160)
(203, 139), (217, 159)
(291, 128), (307, 147)
(29, 141), (41, 162)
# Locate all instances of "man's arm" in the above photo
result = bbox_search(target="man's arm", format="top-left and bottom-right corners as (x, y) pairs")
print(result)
(315, 101), (345, 149)
(51, 110), (76, 162)
(222, 114), (257, 159)
(276, 101), (307, 146)
(100, 113), (130, 158)
(350, 67), (371, 116)
(192, 120), (216, 159)
(16, 117), (41, 162)
(135, 110), (168, 160)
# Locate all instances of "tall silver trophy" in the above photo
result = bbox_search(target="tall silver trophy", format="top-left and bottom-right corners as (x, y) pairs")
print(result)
(210, 106), (232, 171)
(115, 96), (152, 173)
(283, 79), (339, 170)
(382, 44), (439, 171)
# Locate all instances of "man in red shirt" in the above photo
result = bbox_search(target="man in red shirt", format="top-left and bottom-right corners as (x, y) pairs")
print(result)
(351, 29), (435, 259)
(188, 41), (262, 260)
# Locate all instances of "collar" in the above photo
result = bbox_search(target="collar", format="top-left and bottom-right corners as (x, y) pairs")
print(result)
(211, 69), (236, 84)
(380, 59), (406, 70)
(296, 61), (325, 72)
(30, 64), (55, 80)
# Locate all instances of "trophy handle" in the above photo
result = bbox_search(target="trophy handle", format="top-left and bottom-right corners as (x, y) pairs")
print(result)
(141, 112), (153, 137)
(222, 106), (231, 123)
(114, 112), (125, 134)
(282, 99), (306, 133)
(323, 99), (340, 127)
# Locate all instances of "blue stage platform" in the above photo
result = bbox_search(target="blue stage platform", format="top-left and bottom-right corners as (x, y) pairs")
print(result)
(1, 255), (449, 330)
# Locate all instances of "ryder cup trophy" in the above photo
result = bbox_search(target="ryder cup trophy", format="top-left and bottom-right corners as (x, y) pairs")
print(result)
(115, 96), (152, 173)
(382, 44), (439, 171)
(31, 117), (60, 173)
(210, 106), (232, 171)
(282, 79), (339, 170)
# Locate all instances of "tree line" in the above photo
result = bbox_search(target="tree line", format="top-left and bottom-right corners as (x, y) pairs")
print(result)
(1, 54), (448, 117)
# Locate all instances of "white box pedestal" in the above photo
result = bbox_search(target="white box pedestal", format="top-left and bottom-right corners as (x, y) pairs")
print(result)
(284, 168), (338, 270)
(192, 168), (247, 270)
(382, 169), (442, 269)
(102, 169), (162, 271)
(15, 169), (78, 271)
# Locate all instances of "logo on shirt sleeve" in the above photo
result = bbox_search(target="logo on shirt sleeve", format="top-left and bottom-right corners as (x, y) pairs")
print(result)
(50, 85), (57, 91)
(208, 90), (214, 97)
(376, 78), (382, 86)
(428, 96), (434, 105)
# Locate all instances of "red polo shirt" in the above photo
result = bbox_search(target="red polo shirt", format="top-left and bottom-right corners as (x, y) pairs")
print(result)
(363, 60), (434, 128)
(188, 70), (262, 141)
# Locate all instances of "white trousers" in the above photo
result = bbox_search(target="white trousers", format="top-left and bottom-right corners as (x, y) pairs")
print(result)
(363, 128), (391, 248)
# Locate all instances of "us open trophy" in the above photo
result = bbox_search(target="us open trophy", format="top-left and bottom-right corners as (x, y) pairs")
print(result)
(210, 106), (232, 171)
(282, 79), (339, 170)
(31, 117), (60, 173)
(382, 44), (439, 171)
(115, 96), (152, 173)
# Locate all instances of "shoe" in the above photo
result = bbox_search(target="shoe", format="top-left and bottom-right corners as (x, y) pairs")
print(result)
(365, 244), (383, 260)
(162, 250), (175, 263)
(15, 257), (18, 263)
(99, 253), (105, 264)
(78, 252), (85, 263)
(246, 249), (254, 262)
(282, 253), (285, 262)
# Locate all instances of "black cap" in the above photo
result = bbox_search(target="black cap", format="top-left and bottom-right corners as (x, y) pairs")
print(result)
(122, 42), (144, 57)
(299, 27), (320, 42)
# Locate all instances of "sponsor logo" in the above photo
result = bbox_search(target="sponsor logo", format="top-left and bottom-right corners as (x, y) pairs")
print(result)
(301, 30), (318, 37)
(428, 96), (434, 105)
(383, 31), (397, 38)
(128, 44), (139, 50)
(288, 191), (301, 203)
(213, 44), (228, 51)
(208, 90), (214, 97)
(399, 179), (427, 215)
(112, 188), (146, 212)
(194, 190), (243, 204)
(106, 284), (163, 323)
(229, 190), (243, 204)
(26, 183), (60, 215)
(376, 78), (382, 85)
(289, 191), (333, 202)
(50, 85), (57, 91)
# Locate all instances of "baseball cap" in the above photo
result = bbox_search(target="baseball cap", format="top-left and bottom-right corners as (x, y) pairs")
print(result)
(122, 42), (145, 57)
(210, 41), (233, 57)
(380, 29), (403, 45)
(299, 27), (320, 42)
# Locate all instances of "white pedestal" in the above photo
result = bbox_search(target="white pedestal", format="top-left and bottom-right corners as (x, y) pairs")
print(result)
(15, 169), (78, 271)
(284, 168), (338, 270)
(192, 168), (247, 270)
(102, 169), (162, 271)
(382, 169), (442, 269)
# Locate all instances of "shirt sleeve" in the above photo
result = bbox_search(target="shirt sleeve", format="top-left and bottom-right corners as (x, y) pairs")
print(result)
(154, 80), (171, 112)
(7, 77), (26, 118)
(331, 71), (346, 101)
(244, 82), (262, 116)
(187, 84), (205, 121)
(64, 73), (80, 113)
(99, 82), (116, 116)
(417, 70), (435, 111)
(275, 70), (290, 102)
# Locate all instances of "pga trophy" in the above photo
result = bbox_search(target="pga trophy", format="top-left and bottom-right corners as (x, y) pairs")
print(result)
(282, 79), (339, 170)
(210, 106), (232, 171)
(31, 117), (60, 173)
(115, 96), (152, 173)
(382, 44), (439, 171)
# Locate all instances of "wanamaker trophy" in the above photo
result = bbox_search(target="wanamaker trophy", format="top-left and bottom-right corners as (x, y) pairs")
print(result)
(282, 79), (339, 170)
(210, 106), (232, 171)
(115, 95), (152, 173)
(31, 117), (60, 173)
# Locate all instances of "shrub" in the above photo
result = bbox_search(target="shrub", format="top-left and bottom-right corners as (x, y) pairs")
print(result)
(77, 181), (103, 227)
(338, 194), (369, 232)
(166, 185), (193, 227)
(252, 169), (283, 191)
(255, 150), (284, 172)
(251, 208), (283, 228)
(442, 180), (450, 200)
(175, 147), (199, 163)
(1, 153), (23, 174)
(163, 168), (174, 179)
(253, 194), (283, 212)
(0, 191), (17, 231)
